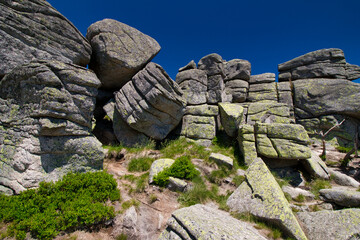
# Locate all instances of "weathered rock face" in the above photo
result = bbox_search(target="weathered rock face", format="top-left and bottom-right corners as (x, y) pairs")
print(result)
(237, 125), (257, 165)
(115, 62), (186, 140)
(278, 48), (360, 81)
(227, 158), (308, 240)
(320, 188), (360, 207)
(176, 69), (207, 105)
(248, 73), (277, 102)
(255, 123), (311, 161)
(180, 115), (216, 140)
(246, 102), (291, 125)
(103, 99), (149, 147)
(218, 103), (244, 137)
(297, 209), (360, 240)
(159, 204), (267, 240)
(293, 78), (360, 119)
(302, 151), (330, 179)
(0, 60), (103, 194)
(0, 0), (91, 79)
(87, 19), (161, 90)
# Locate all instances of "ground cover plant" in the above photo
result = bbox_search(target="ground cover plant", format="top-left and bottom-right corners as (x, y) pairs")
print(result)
(0, 171), (120, 240)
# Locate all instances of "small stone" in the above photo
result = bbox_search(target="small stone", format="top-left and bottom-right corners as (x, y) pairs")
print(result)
(167, 177), (187, 192)
(209, 153), (233, 168)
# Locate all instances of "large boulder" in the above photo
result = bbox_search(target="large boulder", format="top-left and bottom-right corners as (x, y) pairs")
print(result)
(159, 204), (267, 240)
(246, 102), (291, 125)
(180, 115), (216, 140)
(293, 78), (360, 119)
(227, 158), (308, 240)
(302, 151), (330, 179)
(297, 209), (360, 240)
(115, 62), (186, 140)
(86, 19), (161, 89)
(255, 123), (311, 160)
(320, 187), (360, 207)
(0, 0), (91, 78)
(0, 60), (103, 194)
(224, 59), (251, 81)
(278, 48), (360, 81)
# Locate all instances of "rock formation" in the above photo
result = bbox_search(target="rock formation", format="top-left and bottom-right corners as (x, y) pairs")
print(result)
(0, 60), (103, 194)
(0, 0), (92, 79)
(87, 19), (161, 90)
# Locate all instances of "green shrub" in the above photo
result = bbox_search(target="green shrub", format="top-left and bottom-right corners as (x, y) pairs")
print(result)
(177, 176), (214, 206)
(153, 156), (199, 187)
(127, 157), (154, 172)
(0, 171), (120, 240)
(336, 146), (353, 153)
(160, 137), (210, 159)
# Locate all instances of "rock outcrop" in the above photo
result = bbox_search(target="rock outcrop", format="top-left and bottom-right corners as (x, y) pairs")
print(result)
(227, 158), (308, 240)
(87, 19), (161, 90)
(159, 204), (267, 240)
(319, 187), (360, 207)
(0, 60), (103, 194)
(297, 209), (360, 240)
(0, 0), (91, 79)
(115, 62), (186, 140)
(278, 48), (360, 81)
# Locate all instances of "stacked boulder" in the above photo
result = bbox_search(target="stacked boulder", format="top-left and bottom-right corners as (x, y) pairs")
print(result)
(0, 1), (102, 194)
(278, 48), (360, 147)
(87, 19), (186, 147)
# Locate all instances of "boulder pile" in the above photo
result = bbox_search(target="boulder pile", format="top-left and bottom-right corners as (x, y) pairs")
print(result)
(1, 1), (360, 239)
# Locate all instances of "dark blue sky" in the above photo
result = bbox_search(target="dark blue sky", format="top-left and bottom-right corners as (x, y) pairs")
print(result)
(48, 0), (360, 82)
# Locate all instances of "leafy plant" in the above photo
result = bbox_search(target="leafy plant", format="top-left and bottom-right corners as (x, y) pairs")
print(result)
(153, 156), (199, 187)
(127, 157), (154, 172)
(0, 171), (120, 240)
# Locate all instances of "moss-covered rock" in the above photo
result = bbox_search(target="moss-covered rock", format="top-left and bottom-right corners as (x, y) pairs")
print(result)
(297, 209), (360, 240)
(218, 103), (244, 137)
(227, 158), (308, 240)
(209, 152), (233, 168)
(255, 123), (311, 160)
(159, 204), (267, 240)
(180, 115), (216, 140)
(301, 151), (330, 179)
(247, 102), (291, 125)
(237, 125), (258, 165)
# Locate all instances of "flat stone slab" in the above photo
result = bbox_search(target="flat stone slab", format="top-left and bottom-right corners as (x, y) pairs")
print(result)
(158, 204), (267, 240)
(227, 158), (308, 240)
(297, 209), (360, 240)
(320, 187), (360, 207)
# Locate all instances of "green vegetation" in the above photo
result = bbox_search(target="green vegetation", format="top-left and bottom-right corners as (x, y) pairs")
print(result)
(148, 194), (158, 204)
(232, 175), (245, 187)
(127, 157), (154, 172)
(336, 146), (354, 153)
(0, 171), (120, 240)
(103, 140), (155, 154)
(159, 137), (210, 159)
(122, 173), (149, 194)
(307, 179), (332, 198)
(294, 194), (305, 203)
(153, 156), (199, 187)
(116, 233), (128, 240)
(121, 199), (140, 212)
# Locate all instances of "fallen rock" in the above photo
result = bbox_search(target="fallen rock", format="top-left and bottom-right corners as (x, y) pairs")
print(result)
(329, 169), (360, 188)
(167, 177), (188, 192)
(282, 185), (315, 200)
(293, 78), (360, 119)
(148, 158), (175, 184)
(115, 62), (186, 140)
(0, 0), (91, 78)
(227, 158), (308, 240)
(176, 69), (207, 105)
(320, 187), (360, 207)
(0, 60), (103, 194)
(209, 153), (233, 168)
(297, 209), (360, 240)
(86, 19), (161, 89)
(159, 204), (267, 240)
(218, 103), (244, 137)
(302, 151), (330, 179)
(255, 123), (311, 160)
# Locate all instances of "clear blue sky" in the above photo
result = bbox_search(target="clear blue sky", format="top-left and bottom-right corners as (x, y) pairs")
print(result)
(48, 0), (360, 82)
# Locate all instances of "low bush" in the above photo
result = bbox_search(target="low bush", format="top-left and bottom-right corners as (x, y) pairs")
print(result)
(153, 156), (199, 187)
(0, 171), (120, 240)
